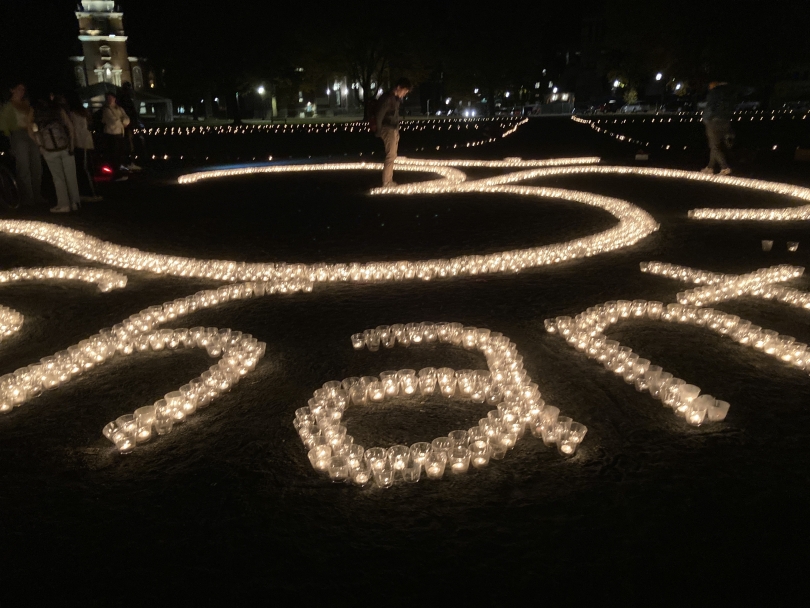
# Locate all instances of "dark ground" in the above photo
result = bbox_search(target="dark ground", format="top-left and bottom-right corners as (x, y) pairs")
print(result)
(1, 117), (810, 605)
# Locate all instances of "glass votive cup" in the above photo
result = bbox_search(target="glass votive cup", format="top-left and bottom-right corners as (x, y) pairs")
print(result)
(469, 439), (491, 467)
(448, 430), (469, 447)
(113, 414), (137, 453)
(424, 452), (447, 479)
(351, 463), (373, 486)
(686, 394), (713, 426)
(397, 369), (418, 396)
(308, 445), (332, 472)
(418, 367), (437, 394)
(327, 456), (351, 482)
(367, 381), (385, 403)
(788, 241), (799, 252)
(363, 329), (380, 351)
(373, 461), (396, 488)
(649, 372), (673, 400)
(707, 399), (730, 422)
(350, 383), (368, 406)
(431, 437), (452, 456)
(379, 370), (399, 397)
(364, 447), (388, 472)
(762, 240), (773, 251)
(154, 402), (174, 435)
(387, 445), (410, 471)
(134, 405), (155, 443)
(344, 444), (365, 469)
(401, 461), (421, 483)
(489, 437), (508, 460)
(409, 442), (432, 466)
(447, 446), (471, 474)
(102, 421), (118, 444)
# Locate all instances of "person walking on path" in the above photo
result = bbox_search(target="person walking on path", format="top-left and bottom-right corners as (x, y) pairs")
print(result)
(29, 95), (80, 213)
(701, 81), (735, 175)
(0, 82), (43, 205)
(102, 93), (129, 172)
(375, 78), (411, 187)
(65, 92), (102, 202)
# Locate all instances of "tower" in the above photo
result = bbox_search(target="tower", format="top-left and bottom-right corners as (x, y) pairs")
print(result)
(70, 1), (146, 91)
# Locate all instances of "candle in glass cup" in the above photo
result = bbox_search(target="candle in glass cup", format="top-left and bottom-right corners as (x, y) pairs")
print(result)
(431, 437), (452, 456)
(397, 369), (417, 396)
(409, 442), (431, 466)
(373, 462), (395, 488)
(469, 440), (491, 467)
(418, 367), (437, 395)
(134, 405), (155, 443)
(448, 430), (469, 447)
(386, 445), (410, 471)
(351, 463), (372, 486)
(364, 447), (387, 472)
(447, 446), (471, 474)
(327, 456), (350, 482)
(308, 445), (332, 471)
(425, 452), (446, 479)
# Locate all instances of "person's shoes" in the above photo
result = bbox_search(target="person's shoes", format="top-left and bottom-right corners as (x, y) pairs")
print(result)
(50, 206), (71, 214)
(81, 195), (104, 202)
(127, 163), (143, 171)
(719, 167), (732, 176)
(114, 175), (129, 182)
(700, 167), (714, 174)
(70, 202), (81, 211)
(119, 165), (131, 172)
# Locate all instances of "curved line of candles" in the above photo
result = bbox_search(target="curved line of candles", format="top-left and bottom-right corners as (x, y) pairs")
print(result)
(295, 322), (588, 487)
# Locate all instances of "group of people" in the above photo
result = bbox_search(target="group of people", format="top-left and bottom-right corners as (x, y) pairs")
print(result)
(0, 82), (141, 213)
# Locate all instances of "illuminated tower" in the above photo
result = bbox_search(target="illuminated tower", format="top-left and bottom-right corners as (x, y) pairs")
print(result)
(70, 1), (146, 91)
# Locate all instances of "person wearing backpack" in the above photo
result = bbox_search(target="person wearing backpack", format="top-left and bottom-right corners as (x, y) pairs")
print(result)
(0, 82), (43, 206)
(28, 94), (80, 213)
(373, 78), (411, 187)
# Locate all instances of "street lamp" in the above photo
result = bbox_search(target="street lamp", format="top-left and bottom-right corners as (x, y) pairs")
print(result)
(257, 85), (266, 95)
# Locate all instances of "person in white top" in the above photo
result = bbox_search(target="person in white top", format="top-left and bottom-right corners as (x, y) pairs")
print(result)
(102, 93), (129, 172)
(66, 92), (102, 202)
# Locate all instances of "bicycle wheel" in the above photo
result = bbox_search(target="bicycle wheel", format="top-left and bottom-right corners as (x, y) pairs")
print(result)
(0, 164), (21, 210)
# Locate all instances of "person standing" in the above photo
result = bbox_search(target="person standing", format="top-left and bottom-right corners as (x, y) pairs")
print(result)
(29, 95), (80, 213)
(701, 81), (735, 175)
(65, 92), (102, 202)
(375, 78), (411, 187)
(0, 82), (43, 205)
(117, 82), (142, 171)
(102, 92), (129, 172)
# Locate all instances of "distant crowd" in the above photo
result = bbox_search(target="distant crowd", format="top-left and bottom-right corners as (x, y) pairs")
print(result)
(0, 81), (143, 213)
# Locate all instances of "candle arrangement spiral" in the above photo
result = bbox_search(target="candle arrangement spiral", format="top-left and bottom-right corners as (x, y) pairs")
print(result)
(295, 322), (587, 487)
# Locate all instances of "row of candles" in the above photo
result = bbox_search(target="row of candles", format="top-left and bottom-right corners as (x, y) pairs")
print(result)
(641, 261), (810, 312)
(296, 323), (588, 488)
(101, 327), (267, 453)
(0, 305), (23, 339)
(135, 117), (522, 137)
(0, 157), (661, 286)
(464, 162), (810, 223)
(0, 266), (128, 292)
(0, 279), (288, 419)
(545, 303), (732, 426)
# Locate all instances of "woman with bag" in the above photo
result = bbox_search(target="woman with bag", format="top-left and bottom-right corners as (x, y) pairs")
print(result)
(28, 94), (80, 213)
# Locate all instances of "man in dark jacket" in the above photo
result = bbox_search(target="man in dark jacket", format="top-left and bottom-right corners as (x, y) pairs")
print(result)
(375, 77), (411, 187)
(701, 82), (735, 175)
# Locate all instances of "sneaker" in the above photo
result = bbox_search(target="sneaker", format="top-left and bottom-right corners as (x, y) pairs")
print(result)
(719, 167), (732, 176)
(50, 206), (71, 213)
(127, 163), (143, 171)
(700, 167), (713, 174)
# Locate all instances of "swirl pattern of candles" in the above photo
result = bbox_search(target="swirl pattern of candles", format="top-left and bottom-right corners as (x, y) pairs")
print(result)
(295, 322), (588, 487)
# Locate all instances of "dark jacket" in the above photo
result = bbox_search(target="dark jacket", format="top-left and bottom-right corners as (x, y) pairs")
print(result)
(375, 91), (401, 133)
(703, 84), (735, 122)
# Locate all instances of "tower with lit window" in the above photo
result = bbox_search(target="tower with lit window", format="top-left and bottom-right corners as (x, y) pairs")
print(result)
(70, 1), (148, 91)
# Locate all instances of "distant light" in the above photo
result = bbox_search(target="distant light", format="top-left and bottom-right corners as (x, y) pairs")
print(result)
(552, 87), (558, 94)
(214, 97), (219, 102)
(613, 80), (620, 88)
(675, 83), (682, 90)
(326, 87), (331, 94)
(655, 72), (663, 81)
(464, 110), (469, 117)
(474, 88), (479, 94)
(257, 85), (266, 95)
(445, 97), (451, 104)
(534, 82), (540, 89)
(471, 110), (476, 117)
(505, 92), (510, 98)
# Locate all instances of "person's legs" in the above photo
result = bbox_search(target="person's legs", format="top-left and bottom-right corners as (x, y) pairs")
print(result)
(42, 149), (70, 210)
(707, 120), (729, 171)
(381, 128), (399, 186)
(10, 131), (34, 203)
(26, 135), (43, 201)
(62, 152), (80, 210)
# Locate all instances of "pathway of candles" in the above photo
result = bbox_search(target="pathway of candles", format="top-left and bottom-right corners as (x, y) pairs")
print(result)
(546, 262), (809, 427)
(295, 323), (587, 487)
(1, 156), (810, 488)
